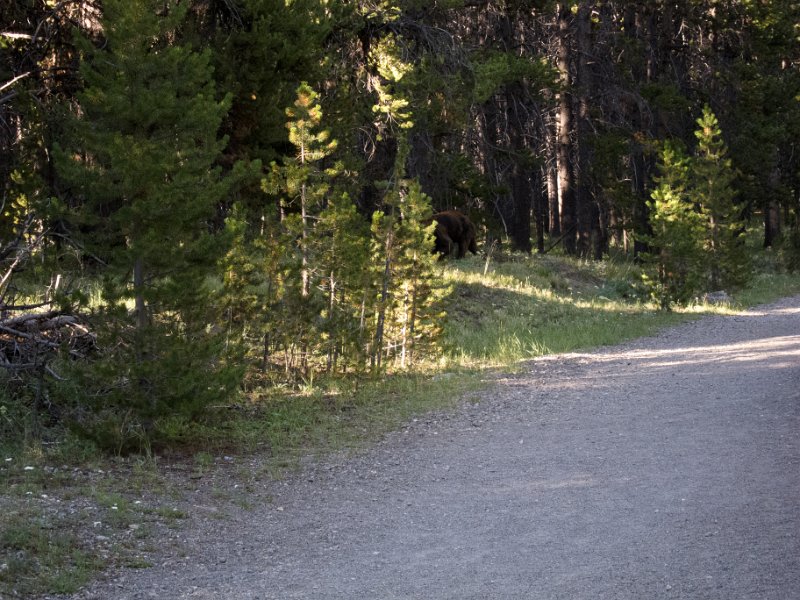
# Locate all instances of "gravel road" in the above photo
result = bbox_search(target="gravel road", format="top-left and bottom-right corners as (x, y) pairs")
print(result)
(71, 296), (800, 600)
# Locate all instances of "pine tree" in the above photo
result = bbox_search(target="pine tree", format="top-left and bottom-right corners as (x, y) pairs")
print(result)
(53, 0), (242, 450)
(316, 192), (371, 374)
(197, 0), (328, 170)
(391, 179), (443, 368)
(642, 142), (706, 309)
(367, 136), (443, 371)
(262, 83), (338, 377)
(693, 106), (750, 290)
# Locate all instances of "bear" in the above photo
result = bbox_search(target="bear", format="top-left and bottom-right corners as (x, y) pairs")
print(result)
(429, 210), (478, 259)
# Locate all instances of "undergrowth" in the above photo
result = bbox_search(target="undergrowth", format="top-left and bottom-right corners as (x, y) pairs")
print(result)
(3, 249), (800, 597)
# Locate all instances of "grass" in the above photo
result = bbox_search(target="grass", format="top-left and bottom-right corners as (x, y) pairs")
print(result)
(0, 510), (103, 596)
(443, 254), (686, 366)
(2, 248), (800, 597)
(440, 252), (800, 368)
(197, 366), (485, 463)
(0, 449), (184, 598)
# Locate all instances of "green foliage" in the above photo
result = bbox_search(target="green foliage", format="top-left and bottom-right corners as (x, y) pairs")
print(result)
(202, 0), (329, 168)
(368, 175), (444, 371)
(642, 142), (706, 309)
(368, 34), (415, 129)
(777, 227), (800, 273)
(642, 109), (752, 308)
(245, 80), (444, 380)
(51, 0), (243, 451)
(259, 83), (346, 376)
(316, 192), (372, 371)
(54, 322), (244, 453)
(726, 0), (800, 243)
(590, 131), (640, 239)
(640, 82), (692, 114)
(693, 105), (751, 290)
(472, 52), (557, 104)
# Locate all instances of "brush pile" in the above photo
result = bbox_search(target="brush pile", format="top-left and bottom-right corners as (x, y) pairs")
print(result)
(0, 310), (95, 375)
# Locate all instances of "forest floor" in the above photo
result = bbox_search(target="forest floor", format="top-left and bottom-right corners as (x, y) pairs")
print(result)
(36, 293), (800, 599)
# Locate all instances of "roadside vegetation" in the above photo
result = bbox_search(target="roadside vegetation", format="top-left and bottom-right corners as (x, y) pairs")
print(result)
(3, 248), (800, 598)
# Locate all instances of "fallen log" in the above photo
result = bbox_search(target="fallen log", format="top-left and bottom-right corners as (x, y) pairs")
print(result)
(0, 310), (96, 374)
(0, 310), (60, 330)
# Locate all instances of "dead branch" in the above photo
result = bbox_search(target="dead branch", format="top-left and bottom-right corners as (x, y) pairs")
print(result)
(0, 310), (96, 375)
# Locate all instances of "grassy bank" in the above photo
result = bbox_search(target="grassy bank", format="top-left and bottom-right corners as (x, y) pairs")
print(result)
(441, 253), (800, 367)
(3, 251), (800, 597)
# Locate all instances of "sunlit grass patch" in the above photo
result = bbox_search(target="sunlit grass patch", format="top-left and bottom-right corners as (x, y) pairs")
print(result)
(730, 272), (800, 309)
(439, 250), (799, 368)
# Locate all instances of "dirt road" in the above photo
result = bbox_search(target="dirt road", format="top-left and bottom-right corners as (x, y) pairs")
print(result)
(71, 296), (800, 599)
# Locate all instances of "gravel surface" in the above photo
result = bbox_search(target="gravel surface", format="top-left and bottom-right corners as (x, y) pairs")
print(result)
(67, 296), (800, 600)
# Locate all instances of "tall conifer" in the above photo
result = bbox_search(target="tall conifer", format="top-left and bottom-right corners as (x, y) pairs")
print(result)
(643, 142), (706, 309)
(693, 106), (750, 290)
(262, 83), (338, 376)
(54, 0), (242, 449)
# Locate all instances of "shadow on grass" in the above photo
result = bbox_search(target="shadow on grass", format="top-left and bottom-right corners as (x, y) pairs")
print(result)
(442, 281), (692, 365)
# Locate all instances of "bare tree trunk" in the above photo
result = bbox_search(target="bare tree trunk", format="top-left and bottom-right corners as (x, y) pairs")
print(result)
(504, 51), (532, 253)
(372, 227), (393, 372)
(133, 257), (147, 331)
(534, 167), (546, 253)
(624, 3), (653, 259)
(300, 186), (309, 298)
(545, 124), (560, 237)
(557, 3), (577, 255)
(327, 270), (336, 372)
(764, 200), (781, 248)
(299, 144), (310, 375)
(399, 283), (409, 369)
(407, 273), (419, 368)
(764, 167), (782, 248)
(263, 333), (270, 372)
(575, 2), (594, 257)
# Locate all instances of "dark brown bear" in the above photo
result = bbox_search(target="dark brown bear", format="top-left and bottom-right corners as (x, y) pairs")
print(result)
(430, 210), (478, 259)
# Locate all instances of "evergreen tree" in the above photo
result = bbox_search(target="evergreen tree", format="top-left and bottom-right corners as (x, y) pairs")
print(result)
(53, 0), (243, 450)
(199, 0), (328, 170)
(692, 106), (750, 290)
(316, 192), (371, 374)
(367, 135), (442, 371)
(390, 179), (443, 368)
(642, 142), (706, 309)
(262, 83), (339, 377)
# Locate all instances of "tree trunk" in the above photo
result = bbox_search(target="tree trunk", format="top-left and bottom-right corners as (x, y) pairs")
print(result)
(764, 167), (782, 248)
(372, 226), (393, 372)
(546, 164), (560, 238)
(534, 167), (546, 253)
(508, 164), (533, 253)
(506, 82), (533, 253)
(575, 2), (594, 257)
(764, 200), (781, 249)
(545, 120), (560, 237)
(557, 3), (577, 255)
(133, 257), (147, 331)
